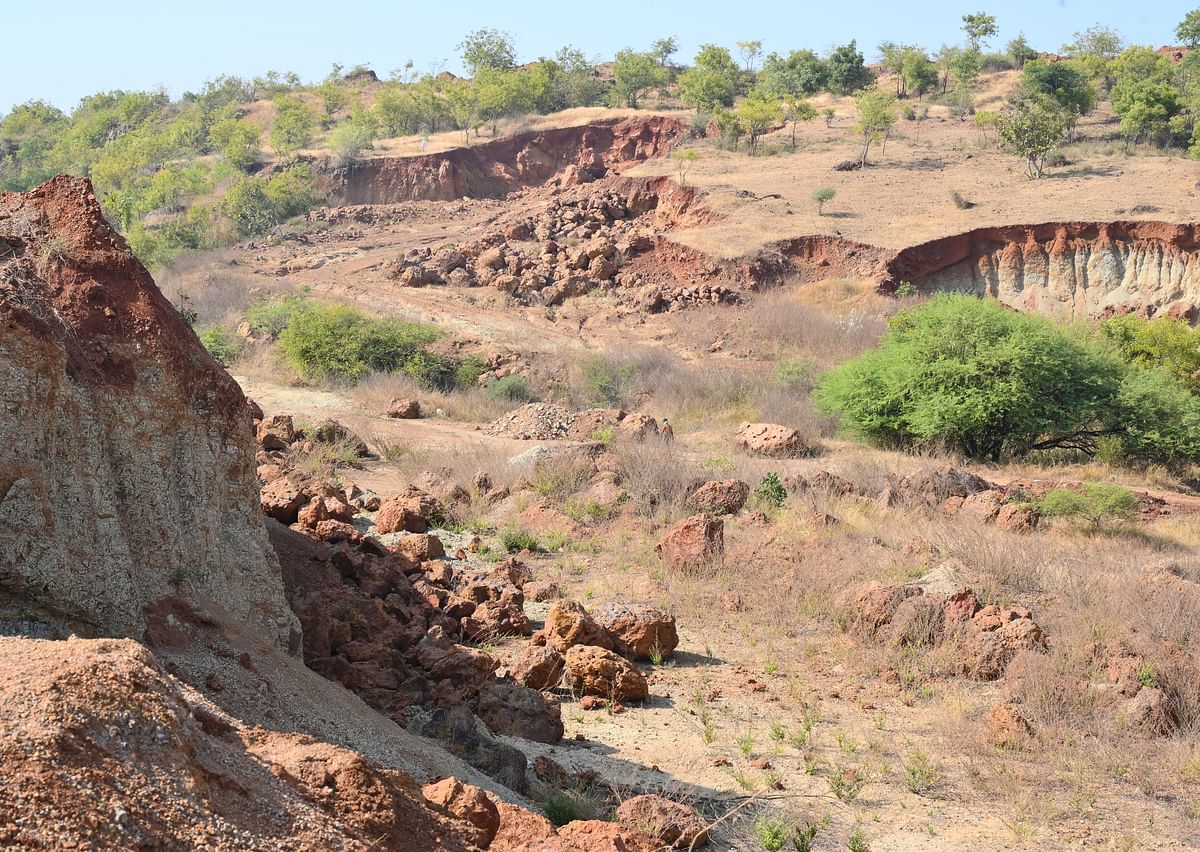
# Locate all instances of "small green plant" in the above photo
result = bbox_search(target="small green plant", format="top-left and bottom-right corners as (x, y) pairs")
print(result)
(488, 374), (536, 402)
(541, 787), (601, 826)
(590, 426), (616, 444)
(902, 749), (940, 795)
(1137, 661), (1158, 688)
(702, 721), (717, 745)
(455, 354), (490, 388)
(828, 764), (865, 801)
(196, 325), (243, 366)
(754, 473), (788, 511)
(770, 723), (788, 744)
(847, 828), (871, 852)
(835, 731), (858, 755)
(894, 280), (918, 298)
(755, 817), (790, 851)
(499, 526), (543, 553)
(729, 768), (756, 791)
(791, 819), (824, 852)
(1034, 483), (1139, 531)
(737, 730), (756, 757)
(764, 658), (779, 676)
(811, 186), (836, 215)
(674, 147), (700, 186)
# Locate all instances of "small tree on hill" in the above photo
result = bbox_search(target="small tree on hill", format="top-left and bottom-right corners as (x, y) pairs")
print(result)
(737, 92), (784, 152)
(737, 40), (764, 72)
(785, 98), (817, 149)
(826, 41), (874, 95)
(811, 186), (836, 215)
(995, 93), (1067, 178)
(853, 89), (896, 166)
(961, 12), (998, 51)
(1034, 483), (1138, 531)
(458, 28), (517, 75)
(1007, 33), (1039, 67)
(612, 49), (667, 107)
(673, 148), (698, 186)
(651, 36), (679, 68)
(1177, 9), (1200, 49)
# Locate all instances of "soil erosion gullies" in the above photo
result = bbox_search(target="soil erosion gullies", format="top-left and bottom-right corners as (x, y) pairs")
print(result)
(887, 222), (1200, 318)
(318, 116), (686, 205)
(0, 176), (299, 649)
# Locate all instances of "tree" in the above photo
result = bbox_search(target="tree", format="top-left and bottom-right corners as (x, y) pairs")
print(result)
(1062, 25), (1123, 91)
(1020, 59), (1096, 140)
(651, 36), (679, 68)
(673, 148), (698, 186)
(1112, 79), (1182, 148)
(458, 28), (517, 75)
(208, 117), (260, 170)
(784, 98), (817, 149)
(612, 49), (667, 108)
(736, 92), (784, 152)
(811, 186), (836, 215)
(1007, 33), (1039, 67)
(1101, 314), (1200, 392)
(269, 95), (315, 157)
(853, 89), (896, 166)
(737, 40), (764, 72)
(961, 12), (998, 51)
(328, 108), (376, 164)
(1178, 9), (1200, 48)
(995, 93), (1068, 177)
(757, 50), (828, 97)
(552, 47), (605, 108)
(678, 45), (740, 110)
(445, 81), (480, 142)
(826, 42), (874, 95)
(813, 295), (1128, 461)
(949, 48), (984, 90)
(1034, 484), (1138, 531)
(901, 50), (938, 99)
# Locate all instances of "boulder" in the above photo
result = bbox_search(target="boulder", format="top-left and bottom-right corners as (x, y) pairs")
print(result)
(985, 702), (1034, 749)
(834, 582), (923, 639)
(655, 515), (724, 574)
(734, 422), (810, 458)
(594, 603), (679, 661)
(1127, 686), (1178, 735)
(616, 413), (660, 440)
(492, 802), (558, 850)
(888, 594), (946, 649)
(995, 503), (1039, 533)
(477, 680), (564, 743)
(260, 475), (308, 524)
(312, 419), (369, 457)
(387, 398), (421, 419)
(257, 414), (296, 451)
(899, 466), (992, 504)
(422, 777), (500, 848)
(565, 645), (648, 702)
(962, 606), (1047, 680)
(532, 600), (613, 652)
(511, 646), (566, 690)
(687, 479), (750, 515)
(390, 533), (446, 562)
(615, 795), (709, 849)
(557, 820), (658, 852)
(376, 496), (430, 534)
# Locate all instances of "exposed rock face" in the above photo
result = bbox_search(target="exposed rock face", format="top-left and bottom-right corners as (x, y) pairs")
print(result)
(890, 222), (1200, 319)
(321, 117), (687, 205)
(735, 423), (811, 458)
(0, 177), (298, 649)
(656, 514), (725, 574)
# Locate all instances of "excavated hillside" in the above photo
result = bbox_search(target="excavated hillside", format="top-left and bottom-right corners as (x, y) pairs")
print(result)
(316, 115), (686, 205)
(0, 176), (299, 648)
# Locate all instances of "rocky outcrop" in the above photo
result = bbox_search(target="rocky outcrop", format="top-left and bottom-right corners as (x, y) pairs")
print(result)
(319, 117), (687, 205)
(0, 176), (298, 649)
(887, 222), (1200, 319)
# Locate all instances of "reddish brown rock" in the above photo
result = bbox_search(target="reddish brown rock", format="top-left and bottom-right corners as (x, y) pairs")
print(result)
(422, 777), (501, 848)
(985, 702), (1034, 748)
(963, 606), (1047, 680)
(387, 398), (422, 419)
(260, 475), (309, 524)
(257, 414), (296, 451)
(390, 533), (446, 562)
(834, 582), (923, 639)
(655, 515), (724, 574)
(1127, 686), (1178, 735)
(511, 646), (566, 690)
(687, 479), (750, 515)
(994, 502), (1039, 532)
(615, 795), (709, 848)
(565, 645), (648, 701)
(557, 820), (658, 852)
(734, 422), (811, 458)
(492, 802), (558, 850)
(532, 600), (613, 652)
(477, 680), (564, 743)
(594, 603), (679, 660)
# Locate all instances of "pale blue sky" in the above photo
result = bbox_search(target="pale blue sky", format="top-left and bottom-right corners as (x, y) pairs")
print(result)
(2, 0), (1193, 114)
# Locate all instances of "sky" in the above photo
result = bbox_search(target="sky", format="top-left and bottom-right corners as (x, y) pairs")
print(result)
(1, 0), (1194, 114)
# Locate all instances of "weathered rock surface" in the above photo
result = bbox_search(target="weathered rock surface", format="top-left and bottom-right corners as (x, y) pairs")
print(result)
(595, 603), (679, 660)
(656, 515), (724, 573)
(735, 422), (811, 458)
(0, 176), (298, 649)
(565, 645), (648, 701)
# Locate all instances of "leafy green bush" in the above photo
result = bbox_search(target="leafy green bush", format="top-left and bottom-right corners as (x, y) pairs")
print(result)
(1033, 483), (1138, 530)
(499, 526), (544, 553)
(815, 295), (1200, 463)
(580, 357), (635, 407)
(196, 325), (242, 366)
(244, 294), (310, 337)
(276, 301), (445, 384)
(488, 374), (536, 402)
(455, 354), (490, 388)
(221, 165), (317, 237)
(1101, 314), (1200, 392)
(754, 472), (788, 510)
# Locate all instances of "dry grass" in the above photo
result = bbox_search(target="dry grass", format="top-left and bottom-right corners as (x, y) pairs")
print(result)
(157, 250), (293, 326)
(351, 371), (518, 423)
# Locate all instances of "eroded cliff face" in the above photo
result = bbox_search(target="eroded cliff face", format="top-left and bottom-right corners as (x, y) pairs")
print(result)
(888, 222), (1200, 318)
(318, 116), (687, 205)
(0, 176), (299, 649)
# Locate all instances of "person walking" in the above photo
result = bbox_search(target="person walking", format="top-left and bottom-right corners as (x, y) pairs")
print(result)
(660, 417), (674, 442)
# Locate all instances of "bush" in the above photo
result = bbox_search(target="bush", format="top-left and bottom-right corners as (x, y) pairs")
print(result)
(455, 354), (490, 388)
(220, 165), (317, 237)
(499, 526), (545, 553)
(811, 186), (836, 215)
(276, 301), (445, 384)
(196, 324), (242, 366)
(814, 295), (1200, 463)
(1033, 483), (1138, 530)
(754, 472), (788, 510)
(244, 294), (309, 337)
(580, 356), (636, 407)
(488, 374), (536, 402)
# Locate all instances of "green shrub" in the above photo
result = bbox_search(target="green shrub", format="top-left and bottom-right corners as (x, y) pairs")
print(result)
(580, 357), (636, 407)
(196, 324), (242, 366)
(220, 165), (317, 237)
(540, 788), (601, 826)
(815, 295), (1200, 463)
(1102, 314), (1200, 392)
(276, 301), (444, 384)
(1033, 483), (1138, 530)
(244, 294), (310, 337)
(455, 354), (490, 388)
(894, 281), (918, 298)
(499, 526), (544, 553)
(488, 374), (536, 402)
(754, 472), (788, 510)
(754, 818), (789, 852)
